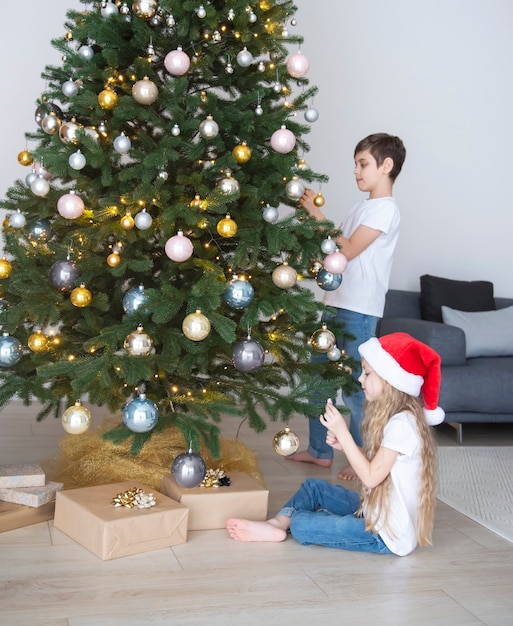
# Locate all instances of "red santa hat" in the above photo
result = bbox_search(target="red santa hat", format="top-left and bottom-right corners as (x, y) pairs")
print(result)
(358, 332), (445, 425)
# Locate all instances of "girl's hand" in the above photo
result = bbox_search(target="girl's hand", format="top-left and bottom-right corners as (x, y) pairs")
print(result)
(326, 429), (344, 451)
(320, 399), (349, 435)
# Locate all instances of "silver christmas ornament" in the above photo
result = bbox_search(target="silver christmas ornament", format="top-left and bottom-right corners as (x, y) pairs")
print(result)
(236, 47), (254, 67)
(30, 176), (50, 197)
(124, 325), (153, 356)
(113, 133), (132, 154)
(68, 150), (86, 170)
(41, 113), (61, 135)
(0, 333), (23, 368)
(134, 208), (153, 230)
(25, 170), (38, 187)
(133, 0), (158, 18)
(171, 124), (181, 136)
(49, 259), (81, 292)
(273, 427), (300, 456)
(286, 177), (305, 200)
(101, 1), (119, 17)
(262, 204), (279, 223)
(327, 346), (342, 361)
(304, 106), (319, 123)
(321, 236), (337, 254)
(218, 173), (240, 195)
(196, 4), (206, 18)
(62, 401), (92, 434)
(78, 45), (94, 61)
(316, 269), (343, 291)
(62, 79), (79, 98)
(9, 210), (26, 229)
(28, 219), (52, 243)
(122, 284), (148, 314)
(199, 116), (219, 139)
(171, 449), (207, 489)
(59, 121), (80, 145)
(232, 336), (265, 372)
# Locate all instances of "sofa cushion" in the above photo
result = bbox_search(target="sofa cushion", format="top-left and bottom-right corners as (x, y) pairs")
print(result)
(441, 305), (513, 358)
(420, 275), (495, 322)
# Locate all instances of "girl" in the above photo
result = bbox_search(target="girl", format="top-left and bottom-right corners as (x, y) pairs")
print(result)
(226, 332), (444, 556)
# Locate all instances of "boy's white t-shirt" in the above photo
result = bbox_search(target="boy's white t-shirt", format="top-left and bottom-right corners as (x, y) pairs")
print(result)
(364, 412), (422, 556)
(323, 197), (400, 317)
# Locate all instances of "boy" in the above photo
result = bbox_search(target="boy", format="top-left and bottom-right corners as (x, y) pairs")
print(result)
(289, 133), (406, 480)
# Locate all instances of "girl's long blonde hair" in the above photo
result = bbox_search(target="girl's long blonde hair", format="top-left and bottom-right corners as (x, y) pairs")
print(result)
(357, 382), (436, 546)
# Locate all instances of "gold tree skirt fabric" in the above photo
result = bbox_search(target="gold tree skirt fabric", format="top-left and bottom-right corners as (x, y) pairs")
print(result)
(43, 416), (264, 491)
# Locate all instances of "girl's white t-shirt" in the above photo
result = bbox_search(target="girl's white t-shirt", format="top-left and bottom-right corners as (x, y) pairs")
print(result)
(365, 412), (422, 556)
(323, 197), (400, 317)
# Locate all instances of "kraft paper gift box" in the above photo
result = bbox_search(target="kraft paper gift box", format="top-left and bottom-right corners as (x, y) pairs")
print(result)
(0, 481), (63, 508)
(0, 463), (46, 489)
(160, 472), (269, 530)
(0, 499), (56, 533)
(54, 481), (189, 560)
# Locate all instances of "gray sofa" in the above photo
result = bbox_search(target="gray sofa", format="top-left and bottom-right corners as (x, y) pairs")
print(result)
(377, 288), (513, 443)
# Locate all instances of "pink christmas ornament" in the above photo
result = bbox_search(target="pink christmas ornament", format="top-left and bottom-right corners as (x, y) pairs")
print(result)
(57, 191), (85, 219)
(323, 251), (348, 274)
(164, 48), (191, 76)
(33, 161), (52, 180)
(165, 230), (193, 262)
(286, 52), (310, 78)
(270, 126), (296, 154)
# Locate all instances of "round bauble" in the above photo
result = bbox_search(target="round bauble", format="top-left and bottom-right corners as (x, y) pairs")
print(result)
(232, 142), (252, 163)
(232, 337), (265, 372)
(0, 258), (13, 280)
(321, 236), (337, 254)
(62, 79), (79, 98)
(49, 259), (81, 292)
(270, 126), (296, 154)
(310, 324), (336, 353)
(223, 277), (254, 310)
(30, 176), (50, 197)
(316, 268), (343, 291)
(134, 208), (153, 230)
(78, 44), (94, 61)
(286, 177), (305, 200)
(124, 325), (153, 356)
(98, 88), (119, 110)
(199, 115), (219, 139)
(304, 106), (319, 123)
(262, 204), (279, 223)
(8, 211), (26, 229)
(41, 113), (61, 135)
(236, 47), (254, 67)
(272, 263), (297, 289)
(17, 149), (33, 166)
(218, 174), (240, 195)
(313, 192), (326, 207)
(323, 250), (348, 274)
(133, 0), (158, 18)
(70, 284), (92, 307)
(216, 215), (237, 238)
(164, 47), (191, 76)
(113, 133), (131, 154)
(101, 0), (118, 17)
(286, 52), (310, 78)
(120, 214), (135, 230)
(69, 150), (86, 170)
(27, 330), (49, 353)
(57, 191), (85, 219)
(62, 401), (92, 435)
(171, 450), (207, 489)
(327, 346), (342, 362)
(182, 310), (211, 341)
(25, 170), (38, 187)
(122, 285), (148, 315)
(165, 231), (193, 262)
(59, 121), (80, 145)
(273, 427), (300, 456)
(28, 219), (52, 243)
(132, 77), (158, 105)
(122, 394), (159, 433)
(107, 252), (121, 267)
(0, 333), (23, 367)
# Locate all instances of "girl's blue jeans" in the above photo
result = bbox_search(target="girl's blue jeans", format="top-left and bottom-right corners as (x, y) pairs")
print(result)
(278, 478), (392, 554)
(308, 308), (379, 457)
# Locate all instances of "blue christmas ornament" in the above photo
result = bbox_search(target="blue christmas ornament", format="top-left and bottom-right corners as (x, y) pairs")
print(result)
(122, 285), (149, 315)
(0, 333), (23, 367)
(223, 278), (254, 309)
(316, 268), (343, 291)
(122, 393), (159, 433)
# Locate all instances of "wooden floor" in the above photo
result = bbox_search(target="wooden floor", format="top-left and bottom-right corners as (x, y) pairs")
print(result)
(1, 402), (513, 626)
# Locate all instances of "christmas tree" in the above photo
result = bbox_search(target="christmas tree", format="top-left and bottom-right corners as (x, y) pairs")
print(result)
(0, 0), (356, 457)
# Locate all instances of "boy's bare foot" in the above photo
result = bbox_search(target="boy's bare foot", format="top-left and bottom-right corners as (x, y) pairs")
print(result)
(337, 465), (358, 481)
(285, 450), (332, 467)
(226, 518), (288, 542)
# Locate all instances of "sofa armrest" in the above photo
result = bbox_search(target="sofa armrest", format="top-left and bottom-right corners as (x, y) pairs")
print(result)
(377, 317), (466, 366)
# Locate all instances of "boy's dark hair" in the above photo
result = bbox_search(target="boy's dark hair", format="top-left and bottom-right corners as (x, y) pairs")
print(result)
(354, 133), (406, 182)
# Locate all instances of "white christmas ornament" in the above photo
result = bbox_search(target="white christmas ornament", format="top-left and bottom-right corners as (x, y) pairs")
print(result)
(164, 47), (191, 76)
(69, 150), (86, 170)
(286, 51), (310, 78)
(113, 133), (132, 154)
(270, 126), (296, 154)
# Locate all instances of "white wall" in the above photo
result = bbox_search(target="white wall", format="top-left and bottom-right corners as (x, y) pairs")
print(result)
(1, 0), (511, 296)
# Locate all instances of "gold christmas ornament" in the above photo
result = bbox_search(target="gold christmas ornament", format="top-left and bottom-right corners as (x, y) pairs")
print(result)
(62, 400), (92, 435)
(27, 330), (50, 353)
(120, 213), (135, 230)
(182, 309), (211, 341)
(132, 0), (158, 18)
(272, 262), (297, 289)
(17, 149), (33, 166)
(0, 257), (13, 279)
(216, 214), (238, 238)
(107, 252), (121, 267)
(313, 192), (326, 207)
(98, 88), (119, 110)
(124, 325), (153, 356)
(132, 76), (158, 105)
(273, 427), (300, 456)
(70, 284), (92, 307)
(309, 323), (336, 353)
(232, 142), (252, 164)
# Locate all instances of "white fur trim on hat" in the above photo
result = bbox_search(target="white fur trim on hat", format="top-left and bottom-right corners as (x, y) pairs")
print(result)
(358, 337), (424, 397)
(424, 406), (445, 426)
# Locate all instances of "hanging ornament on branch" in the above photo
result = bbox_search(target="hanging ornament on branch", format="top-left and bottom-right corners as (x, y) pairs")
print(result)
(122, 284), (148, 315)
(70, 283), (92, 307)
(171, 447), (207, 488)
(232, 333), (265, 372)
(273, 426), (300, 456)
(165, 230), (193, 262)
(270, 125), (296, 154)
(164, 46), (191, 76)
(132, 76), (158, 105)
(182, 310), (211, 341)
(62, 400), (92, 435)
(122, 392), (159, 433)
(124, 325), (153, 356)
(49, 257), (81, 292)
(309, 323), (336, 353)
(286, 51), (310, 78)
(57, 191), (85, 219)
(272, 262), (297, 289)
(323, 250), (348, 274)
(316, 269), (343, 291)
(0, 333), (23, 367)
(223, 276), (254, 310)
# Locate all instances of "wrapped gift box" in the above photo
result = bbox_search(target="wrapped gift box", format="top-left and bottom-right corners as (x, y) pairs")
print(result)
(0, 499), (56, 533)
(160, 472), (269, 530)
(54, 481), (189, 560)
(0, 481), (63, 508)
(0, 463), (45, 489)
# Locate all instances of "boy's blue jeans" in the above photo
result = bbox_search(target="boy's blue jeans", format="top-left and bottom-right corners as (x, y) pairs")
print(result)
(308, 308), (379, 457)
(278, 478), (392, 554)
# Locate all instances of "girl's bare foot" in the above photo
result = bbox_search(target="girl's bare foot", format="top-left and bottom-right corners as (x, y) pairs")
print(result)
(286, 450), (332, 467)
(337, 464), (357, 480)
(226, 518), (288, 542)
